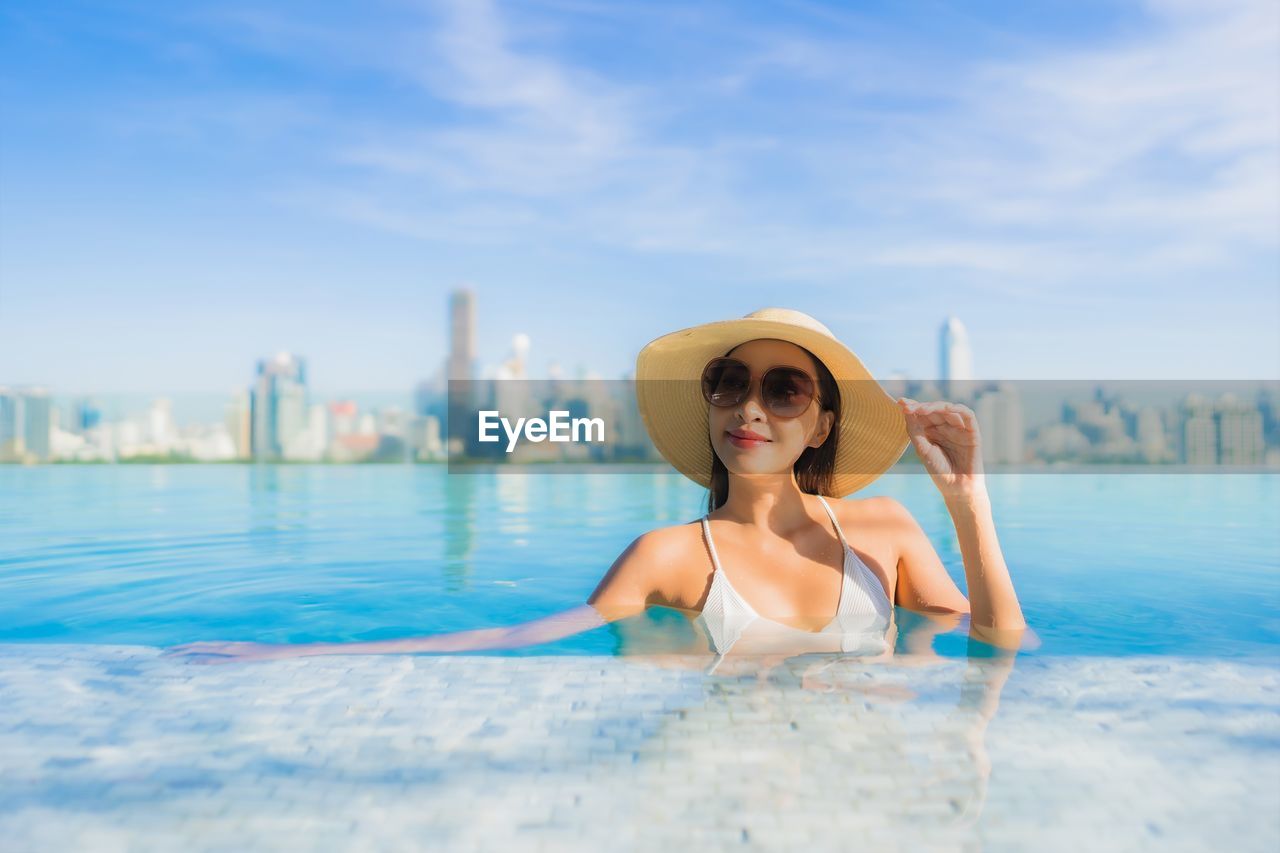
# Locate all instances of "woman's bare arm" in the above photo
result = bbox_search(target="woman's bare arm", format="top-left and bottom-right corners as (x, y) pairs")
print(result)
(876, 496), (1032, 651)
(165, 528), (680, 661)
(878, 497), (972, 615)
(943, 492), (1018, 626)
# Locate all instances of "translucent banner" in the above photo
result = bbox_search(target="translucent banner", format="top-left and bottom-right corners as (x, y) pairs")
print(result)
(444, 379), (1280, 475)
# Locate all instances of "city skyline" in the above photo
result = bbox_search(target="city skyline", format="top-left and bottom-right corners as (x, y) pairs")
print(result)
(5, 304), (994, 430)
(3, 290), (1276, 466)
(5, 377), (1275, 467)
(6, 303), (1238, 426)
(2, 0), (1278, 393)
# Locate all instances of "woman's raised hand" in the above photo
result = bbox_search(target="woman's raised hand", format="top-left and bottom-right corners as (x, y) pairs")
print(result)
(897, 397), (986, 502)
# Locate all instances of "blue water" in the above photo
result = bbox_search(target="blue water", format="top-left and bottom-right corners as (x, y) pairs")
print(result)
(1, 465), (1277, 658)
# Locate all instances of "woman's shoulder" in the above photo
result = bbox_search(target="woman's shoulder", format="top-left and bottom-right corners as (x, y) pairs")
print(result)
(609, 518), (710, 612)
(828, 495), (914, 562)
(588, 518), (707, 617)
(831, 493), (910, 524)
(610, 517), (710, 579)
(629, 517), (708, 560)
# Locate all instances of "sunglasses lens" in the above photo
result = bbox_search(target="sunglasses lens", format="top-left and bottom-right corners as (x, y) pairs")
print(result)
(701, 358), (750, 407)
(763, 367), (815, 417)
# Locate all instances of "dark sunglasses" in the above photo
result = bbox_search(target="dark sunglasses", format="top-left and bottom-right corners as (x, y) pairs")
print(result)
(700, 356), (817, 418)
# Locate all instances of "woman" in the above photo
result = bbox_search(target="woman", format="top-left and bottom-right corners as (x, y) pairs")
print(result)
(168, 308), (1027, 664)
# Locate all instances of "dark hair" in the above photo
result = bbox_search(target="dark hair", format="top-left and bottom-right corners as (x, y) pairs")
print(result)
(707, 342), (842, 513)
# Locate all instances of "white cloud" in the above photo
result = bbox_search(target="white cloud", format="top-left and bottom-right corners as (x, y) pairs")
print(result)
(335, 0), (639, 195)
(258, 0), (1279, 285)
(899, 0), (1279, 251)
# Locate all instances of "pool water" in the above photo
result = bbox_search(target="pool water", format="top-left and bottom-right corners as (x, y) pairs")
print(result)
(1, 465), (1276, 657)
(1, 465), (1277, 851)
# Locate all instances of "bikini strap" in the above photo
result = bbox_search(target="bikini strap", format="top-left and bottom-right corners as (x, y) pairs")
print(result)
(700, 514), (724, 574)
(816, 495), (851, 551)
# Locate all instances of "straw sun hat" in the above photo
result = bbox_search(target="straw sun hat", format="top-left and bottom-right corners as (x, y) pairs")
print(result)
(634, 307), (910, 498)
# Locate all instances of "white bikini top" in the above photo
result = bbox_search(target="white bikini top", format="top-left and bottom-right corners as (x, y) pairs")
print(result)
(695, 494), (896, 673)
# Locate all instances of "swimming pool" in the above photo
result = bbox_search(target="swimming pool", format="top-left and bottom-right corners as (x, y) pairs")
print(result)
(2, 465), (1277, 657)
(1, 465), (1277, 850)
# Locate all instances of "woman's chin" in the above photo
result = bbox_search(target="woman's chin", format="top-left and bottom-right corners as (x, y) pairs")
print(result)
(721, 458), (792, 477)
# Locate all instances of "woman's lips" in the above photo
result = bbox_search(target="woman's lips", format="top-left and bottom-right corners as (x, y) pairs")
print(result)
(727, 430), (770, 449)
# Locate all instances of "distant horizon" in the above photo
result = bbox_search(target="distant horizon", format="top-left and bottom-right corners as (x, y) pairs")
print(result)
(14, 377), (1277, 430)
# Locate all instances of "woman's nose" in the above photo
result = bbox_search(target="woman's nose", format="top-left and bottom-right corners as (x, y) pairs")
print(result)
(736, 385), (768, 419)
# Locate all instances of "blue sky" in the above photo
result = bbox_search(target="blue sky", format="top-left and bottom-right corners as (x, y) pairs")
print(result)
(1, 0), (1277, 397)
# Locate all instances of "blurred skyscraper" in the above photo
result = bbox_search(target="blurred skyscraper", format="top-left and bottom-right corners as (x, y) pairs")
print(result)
(447, 288), (477, 382)
(250, 352), (308, 461)
(0, 386), (51, 462)
(73, 397), (102, 432)
(446, 288), (478, 456)
(1258, 386), (1279, 447)
(224, 390), (251, 460)
(939, 316), (973, 401)
(1216, 393), (1265, 465)
(0, 389), (19, 460)
(1134, 406), (1169, 463)
(410, 415), (444, 461)
(1181, 394), (1217, 464)
(974, 382), (1025, 465)
(148, 398), (176, 452)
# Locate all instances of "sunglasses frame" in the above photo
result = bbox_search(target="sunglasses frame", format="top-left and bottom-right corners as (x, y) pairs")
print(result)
(700, 356), (818, 419)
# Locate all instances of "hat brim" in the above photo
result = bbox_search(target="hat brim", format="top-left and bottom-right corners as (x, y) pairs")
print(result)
(634, 317), (909, 498)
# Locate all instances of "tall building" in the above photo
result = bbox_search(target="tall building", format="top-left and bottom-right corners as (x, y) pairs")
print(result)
(74, 397), (102, 432)
(285, 402), (329, 461)
(224, 390), (251, 460)
(0, 387), (51, 462)
(250, 352), (308, 461)
(0, 387), (20, 460)
(445, 288), (478, 457)
(1217, 393), (1265, 465)
(23, 391), (51, 460)
(447, 288), (477, 382)
(409, 414), (444, 461)
(939, 316), (973, 401)
(1258, 385), (1279, 447)
(148, 398), (177, 452)
(974, 382), (1024, 466)
(1134, 407), (1169, 463)
(1181, 394), (1217, 464)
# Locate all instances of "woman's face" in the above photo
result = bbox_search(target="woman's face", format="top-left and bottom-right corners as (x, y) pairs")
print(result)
(707, 338), (835, 479)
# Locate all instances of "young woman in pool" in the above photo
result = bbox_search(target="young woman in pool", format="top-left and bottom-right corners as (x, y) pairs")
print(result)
(169, 308), (1027, 664)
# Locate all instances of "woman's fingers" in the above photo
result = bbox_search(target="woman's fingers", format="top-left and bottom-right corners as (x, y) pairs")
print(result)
(912, 408), (969, 426)
(899, 399), (975, 421)
(925, 423), (978, 443)
(907, 409), (977, 434)
(915, 420), (975, 442)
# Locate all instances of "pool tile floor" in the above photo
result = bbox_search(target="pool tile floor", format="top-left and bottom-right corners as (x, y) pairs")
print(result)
(1, 646), (1276, 852)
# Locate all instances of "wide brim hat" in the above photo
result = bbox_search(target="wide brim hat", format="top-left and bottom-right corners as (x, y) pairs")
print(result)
(634, 307), (909, 498)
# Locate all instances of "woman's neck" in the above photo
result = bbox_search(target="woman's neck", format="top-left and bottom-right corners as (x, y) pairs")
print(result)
(714, 472), (819, 537)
